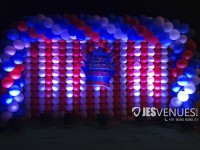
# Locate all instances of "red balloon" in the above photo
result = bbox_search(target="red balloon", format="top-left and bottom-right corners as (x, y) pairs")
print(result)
(17, 64), (25, 71)
(76, 20), (85, 30)
(144, 31), (154, 41)
(123, 15), (132, 23)
(91, 32), (100, 42)
(9, 67), (21, 80)
(1, 76), (14, 88)
(182, 50), (193, 60)
(176, 59), (188, 69)
(172, 68), (181, 77)
(131, 18), (140, 28)
(29, 28), (39, 39)
(127, 90), (134, 96)
(154, 90), (161, 97)
(17, 21), (29, 32)
(84, 27), (93, 37)
(154, 83), (161, 90)
(186, 39), (197, 51)
(137, 25), (147, 36)
(127, 62), (134, 69)
(154, 69), (161, 76)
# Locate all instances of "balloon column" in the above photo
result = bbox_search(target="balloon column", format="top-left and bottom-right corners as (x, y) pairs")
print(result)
(0, 14), (200, 121)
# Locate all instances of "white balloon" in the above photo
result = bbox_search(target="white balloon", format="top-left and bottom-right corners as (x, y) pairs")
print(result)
(155, 16), (165, 25)
(184, 84), (196, 94)
(171, 97), (182, 107)
(7, 101), (19, 112)
(134, 83), (141, 90)
(14, 93), (24, 103)
(106, 24), (116, 34)
(61, 29), (70, 40)
(134, 42), (141, 49)
(134, 49), (141, 56)
(52, 24), (62, 35)
(43, 17), (54, 28)
(169, 29), (180, 40)
(163, 22), (173, 33)
(13, 40), (25, 50)
(177, 91), (189, 102)
(101, 17), (109, 27)
(114, 28), (123, 39)
(178, 35), (188, 43)
(134, 62), (141, 70)
(4, 46), (16, 56)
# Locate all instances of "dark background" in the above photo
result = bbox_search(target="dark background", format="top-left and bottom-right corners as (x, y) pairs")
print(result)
(0, 0), (199, 48)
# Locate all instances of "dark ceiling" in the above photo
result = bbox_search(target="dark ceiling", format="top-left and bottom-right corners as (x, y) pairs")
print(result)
(0, 0), (199, 48)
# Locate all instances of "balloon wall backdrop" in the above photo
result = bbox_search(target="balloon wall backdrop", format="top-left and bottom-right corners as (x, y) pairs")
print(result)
(0, 14), (200, 121)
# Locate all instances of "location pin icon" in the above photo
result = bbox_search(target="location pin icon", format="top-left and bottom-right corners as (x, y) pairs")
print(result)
(132, 107), (141, 117)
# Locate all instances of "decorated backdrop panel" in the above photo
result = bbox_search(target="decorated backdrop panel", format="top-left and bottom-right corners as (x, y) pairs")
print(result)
(0, 14), (200, 121)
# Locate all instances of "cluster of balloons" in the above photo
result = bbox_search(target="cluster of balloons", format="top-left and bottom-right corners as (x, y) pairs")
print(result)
(0, 13), (199, 121)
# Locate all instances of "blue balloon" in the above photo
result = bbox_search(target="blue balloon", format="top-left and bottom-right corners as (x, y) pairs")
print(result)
(30, 38), (38, 42)
(76, 31), (86, 41)
(45, 29), (55, 39)
(173, 43), (185, 54)
(144, 19), (154, 30)
(152, 26), (164, 37)
(127, 30), (138, 41)
(2, 59), (15, 72)
(99, 29), (108, 40)
(7, 29), (19, 41)
(35, 23), (46, 34)
(112, 16), (123, 27)
(26, 16), (36, 28)
(15, 77), (25, 88)
(135, 34), (144, 42)
(106, 33), (115, 42)
(184, 67), (196, 78)
(169, 52), (177, 61)
(85, 16), (93, 26)
(8, 85), (21, 96)
(92, 22), (102, 32)
(57, 18), (69, 28)
(20, 49), (27, 58)
(12, 54), (24, 64)
(179, 23), (189, 34)
(177, 75), (189, 86)
(171, 82), (182, 93)
(159, 33), (171, 44)
(20, 31), (30, 42)
(120, 24), (130, 34)
(0, 94), (13, 105)
(139, 15), (148, 24)
(67, 25), (77, 36)
(170, 91), (177, 97)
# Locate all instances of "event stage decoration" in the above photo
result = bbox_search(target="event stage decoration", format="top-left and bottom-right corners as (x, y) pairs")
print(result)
(0, 14), (200, 121)
(81, 47), (116, 87)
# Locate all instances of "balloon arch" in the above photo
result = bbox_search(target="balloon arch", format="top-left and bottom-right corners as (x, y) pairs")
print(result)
(0, 14), (200, 121)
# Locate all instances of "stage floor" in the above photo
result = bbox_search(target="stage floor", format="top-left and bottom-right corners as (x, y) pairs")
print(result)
(0, 121), (200, 150)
